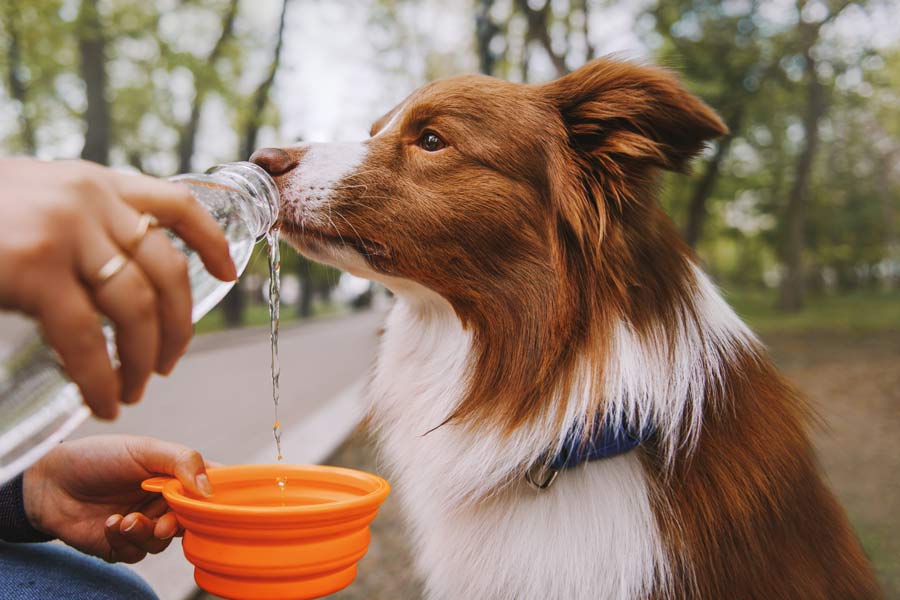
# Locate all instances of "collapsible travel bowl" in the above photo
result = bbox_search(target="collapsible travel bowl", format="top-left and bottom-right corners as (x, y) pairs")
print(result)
(142, 464), (390, 600)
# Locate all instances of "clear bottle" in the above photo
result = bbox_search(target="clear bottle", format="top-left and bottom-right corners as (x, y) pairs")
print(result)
(0, 162), (279, 483)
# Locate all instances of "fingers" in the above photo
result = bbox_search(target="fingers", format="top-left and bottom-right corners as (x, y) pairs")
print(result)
(104, 514), (147, 563)
(153, 512), (183, 540)
(127, 437), (214, 498)
(104, 513), (173, 563)
(103, 204), (193, 375)
(79, 226), (160, 406)
(132, 231), (192, 374)
(36, 278), (119, 419)
(105, 170), (237, 282)
(138, 495), (170, 520)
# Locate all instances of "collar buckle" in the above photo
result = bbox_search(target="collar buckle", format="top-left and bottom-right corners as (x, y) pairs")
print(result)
(525, 461), (559, 490)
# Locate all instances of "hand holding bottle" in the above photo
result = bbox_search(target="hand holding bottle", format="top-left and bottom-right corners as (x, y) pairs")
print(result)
(0, 158), (237, 419)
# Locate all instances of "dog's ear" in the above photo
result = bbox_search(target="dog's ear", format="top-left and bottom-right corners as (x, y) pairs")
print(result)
(542, 59), (727, 174)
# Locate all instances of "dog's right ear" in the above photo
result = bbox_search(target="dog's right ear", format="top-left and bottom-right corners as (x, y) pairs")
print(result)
(542, 59), (727, 175)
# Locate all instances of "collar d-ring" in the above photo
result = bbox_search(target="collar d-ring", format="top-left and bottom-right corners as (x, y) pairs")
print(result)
(525, 461), (559, 490)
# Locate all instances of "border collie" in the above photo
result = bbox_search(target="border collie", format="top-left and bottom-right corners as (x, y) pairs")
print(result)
(251, 58), (880, 600)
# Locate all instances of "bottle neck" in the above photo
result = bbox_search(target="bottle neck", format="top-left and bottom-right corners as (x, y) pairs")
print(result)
(205, 162), (280, 240)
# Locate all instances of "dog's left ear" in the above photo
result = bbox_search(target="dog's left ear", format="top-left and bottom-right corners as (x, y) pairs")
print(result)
(542, 59), (727, 173)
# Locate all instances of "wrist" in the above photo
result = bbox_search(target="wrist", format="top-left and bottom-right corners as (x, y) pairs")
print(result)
(0, 471), (54, 543)
(22, 463), (54, 538)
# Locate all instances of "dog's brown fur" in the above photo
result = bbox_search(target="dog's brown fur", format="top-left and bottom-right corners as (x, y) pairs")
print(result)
(269, 58), (881, 598)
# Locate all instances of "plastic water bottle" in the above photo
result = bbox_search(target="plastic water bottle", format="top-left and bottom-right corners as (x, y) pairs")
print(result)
(0, 161), (280, 483)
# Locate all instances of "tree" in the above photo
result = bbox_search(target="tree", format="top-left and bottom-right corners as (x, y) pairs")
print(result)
(222, 0), (292, 328)
(475, 0), (500, 76)
(514, 0), (569, 76)
(652, 0), (789, 250)
(2, 3), (36, 154)
(778, 0), (851, 310)
(239, 0), (291, 161)
(176, 0), (239, 173)
(78, 0), (110, 165)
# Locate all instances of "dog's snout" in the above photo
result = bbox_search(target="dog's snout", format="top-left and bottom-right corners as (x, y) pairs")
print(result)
(250, 147), (298, 176)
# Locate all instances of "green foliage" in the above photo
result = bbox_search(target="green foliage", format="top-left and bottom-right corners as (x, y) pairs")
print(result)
(0, 0), (897, 307)
(651, 0), (899, 293)
(193, 296), (348, 335)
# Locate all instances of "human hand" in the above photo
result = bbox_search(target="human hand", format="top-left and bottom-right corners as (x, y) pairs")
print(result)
(22, 435), (214, 563)
(0, 158), (237, 419)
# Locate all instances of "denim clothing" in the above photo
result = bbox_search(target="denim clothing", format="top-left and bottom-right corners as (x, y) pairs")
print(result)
(0, 541), (158, 600)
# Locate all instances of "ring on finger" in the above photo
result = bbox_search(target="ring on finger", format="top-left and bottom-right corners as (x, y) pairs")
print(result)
(94, 254), (129, 287)
(124, 213), (159, 255)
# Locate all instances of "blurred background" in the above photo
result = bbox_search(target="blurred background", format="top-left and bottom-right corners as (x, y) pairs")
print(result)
(1, 0), (897, 598)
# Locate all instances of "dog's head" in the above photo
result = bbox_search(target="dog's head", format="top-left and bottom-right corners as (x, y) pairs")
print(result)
(254, 58), (726, 426)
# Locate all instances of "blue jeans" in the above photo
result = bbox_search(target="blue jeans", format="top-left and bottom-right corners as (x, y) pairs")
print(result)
(0, 541), (158, 599)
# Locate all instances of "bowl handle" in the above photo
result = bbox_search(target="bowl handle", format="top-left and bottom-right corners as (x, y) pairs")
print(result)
(141, 476), (173, 493)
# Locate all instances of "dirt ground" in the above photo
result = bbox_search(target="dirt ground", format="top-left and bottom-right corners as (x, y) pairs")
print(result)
(765, 331), (900, 598)
(202, 331), (900, 599)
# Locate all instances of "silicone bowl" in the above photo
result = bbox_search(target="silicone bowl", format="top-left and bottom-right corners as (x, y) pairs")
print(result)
(142, 464), (390, 600)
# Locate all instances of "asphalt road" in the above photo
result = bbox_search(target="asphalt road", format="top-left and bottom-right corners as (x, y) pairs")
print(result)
(74, 309), (384, 465)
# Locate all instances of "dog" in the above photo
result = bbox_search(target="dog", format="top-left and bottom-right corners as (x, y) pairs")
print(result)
(251, 58), (880, 599)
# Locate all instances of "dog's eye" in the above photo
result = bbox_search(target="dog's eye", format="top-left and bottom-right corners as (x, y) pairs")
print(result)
(418, 131), (446, 152)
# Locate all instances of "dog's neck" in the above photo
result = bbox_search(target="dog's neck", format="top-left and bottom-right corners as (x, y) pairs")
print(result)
(369, 264), (756, 506)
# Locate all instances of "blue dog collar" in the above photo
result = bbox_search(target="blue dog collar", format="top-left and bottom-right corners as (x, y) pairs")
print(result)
(526, 418), (653, 489)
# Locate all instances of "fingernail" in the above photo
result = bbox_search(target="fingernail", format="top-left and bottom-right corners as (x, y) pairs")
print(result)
(105, 515), (120, 528)
(196, 474), (213, 497)
(122, 515), (137, 532)
(159, 525), (176, 540)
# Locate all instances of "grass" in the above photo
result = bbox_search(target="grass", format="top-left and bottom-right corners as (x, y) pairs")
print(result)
(193, 301), (348, 335)
(855, 520), (900, 598)
(722, 287), (900, 334)
(193, 287), (900, 336)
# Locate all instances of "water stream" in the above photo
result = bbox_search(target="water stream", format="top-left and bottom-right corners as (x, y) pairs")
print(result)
(266, 230), (287, 493)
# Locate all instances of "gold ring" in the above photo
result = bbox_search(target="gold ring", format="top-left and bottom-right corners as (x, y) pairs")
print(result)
(94, 254), (128, 286)
(125, 213), (159, 254)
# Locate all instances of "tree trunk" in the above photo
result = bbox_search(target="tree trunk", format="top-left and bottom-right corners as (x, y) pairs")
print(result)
(475, 0), (499, 76)
(239, 0), (290, 160)
(220, 0), (290, 329)
(576, 0), (595, 61)
(221, 282), (245, 328)
(515, 0), (569, 76)
(778, 43), (826, 311)
(78, 0), (110, 165)
(4, 4), (37, 154)
(683, 109), (743, 249)
(878, 150), (898, 290)
(177, 0), (239, 173)
(297, 260), (314, 318)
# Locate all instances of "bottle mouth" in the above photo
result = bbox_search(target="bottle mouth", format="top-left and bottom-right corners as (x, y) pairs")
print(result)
(206, 162), (281, 239)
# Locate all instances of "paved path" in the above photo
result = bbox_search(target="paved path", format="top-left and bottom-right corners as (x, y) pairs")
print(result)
(73, 309), (385, 599)
(75, 309), (383, 464)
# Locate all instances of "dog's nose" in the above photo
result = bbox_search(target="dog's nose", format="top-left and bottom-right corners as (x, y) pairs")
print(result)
(250, 147), (298, 176)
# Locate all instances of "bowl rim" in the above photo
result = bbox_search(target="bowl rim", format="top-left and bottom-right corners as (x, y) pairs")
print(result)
(154, 463), (390, 518)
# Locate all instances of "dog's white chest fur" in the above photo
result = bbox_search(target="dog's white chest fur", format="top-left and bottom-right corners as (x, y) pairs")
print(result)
(368, 294), (669, 600)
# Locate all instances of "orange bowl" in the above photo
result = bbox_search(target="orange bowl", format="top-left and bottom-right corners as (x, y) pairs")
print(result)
(142, 464), (390, 600)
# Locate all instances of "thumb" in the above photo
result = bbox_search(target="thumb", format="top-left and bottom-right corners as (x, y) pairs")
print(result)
(128, 437), (214, 498)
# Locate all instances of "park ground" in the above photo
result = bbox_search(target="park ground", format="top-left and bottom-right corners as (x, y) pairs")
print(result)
(203, 289), (900, 599)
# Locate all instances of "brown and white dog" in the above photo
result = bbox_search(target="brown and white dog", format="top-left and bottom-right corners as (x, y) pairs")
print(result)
(251, 59), (880, 600)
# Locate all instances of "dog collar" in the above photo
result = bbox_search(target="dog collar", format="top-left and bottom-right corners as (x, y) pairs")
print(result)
(525, 418), (652, 490)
